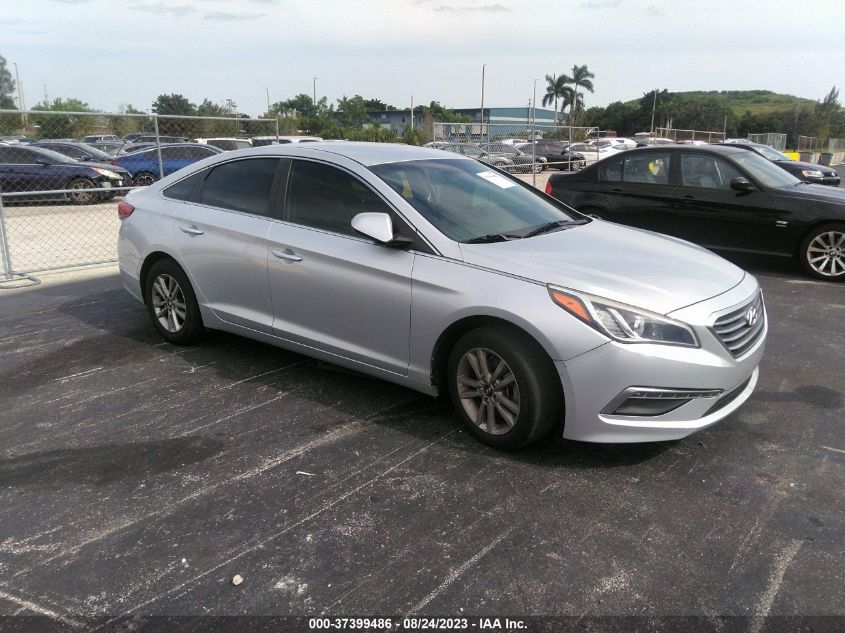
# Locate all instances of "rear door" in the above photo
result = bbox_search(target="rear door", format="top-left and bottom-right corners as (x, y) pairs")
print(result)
(170, 157), (284, 332)
(266, 158), (415, 375)
(672, 152), (776, 252)
(600, 150), (677, 232)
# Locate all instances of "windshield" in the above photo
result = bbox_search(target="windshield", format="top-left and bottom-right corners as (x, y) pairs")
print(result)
(731, 150), (801, 188)
(76, 143), (114, 160)
(370, 158), (582, 242)
(30, 146), (75, 163)
(752, 144), (790, 162)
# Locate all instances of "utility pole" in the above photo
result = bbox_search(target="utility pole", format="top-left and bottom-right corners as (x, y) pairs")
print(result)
(410, 95), (414, 130)
(13, 62), (26, 131)
(532, 78), (538, 188)
(649, 88), (657, 135)
(266, 88), (271, 114)
(313, 77), (317, 106)
(480, 64), (486, 139)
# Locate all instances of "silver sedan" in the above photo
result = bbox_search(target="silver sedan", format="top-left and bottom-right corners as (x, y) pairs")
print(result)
(117, 142), (766, 449)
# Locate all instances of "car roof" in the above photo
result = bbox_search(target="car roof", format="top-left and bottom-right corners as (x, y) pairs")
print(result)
(238, 141), (465, 166)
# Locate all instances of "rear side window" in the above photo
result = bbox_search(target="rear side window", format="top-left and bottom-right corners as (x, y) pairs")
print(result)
(602, 156), (623, 182)
(199, 158), (280, 216)
(163, 170), (206, 202)
(622, 152), (671, 185)
(286, 160), (393, 236)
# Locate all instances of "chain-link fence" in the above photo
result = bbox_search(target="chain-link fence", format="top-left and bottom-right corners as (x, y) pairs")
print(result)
(747, 133), (787, 151)
(0, 110), (278, 279)
(797, 135), (826, 152)
(654, 127), (726, 143)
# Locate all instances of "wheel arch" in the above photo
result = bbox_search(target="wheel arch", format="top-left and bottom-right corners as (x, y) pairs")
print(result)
(139, 251), (178, 304)
(793, 220), (845, 259)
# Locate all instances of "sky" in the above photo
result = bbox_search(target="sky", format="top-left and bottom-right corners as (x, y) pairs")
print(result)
(3, 0), (844, 117)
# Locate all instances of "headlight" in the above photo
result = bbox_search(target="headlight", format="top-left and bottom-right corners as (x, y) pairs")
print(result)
(548, 286), (699, 347)
(801, 169), (823, 178)
(93, 168), (121, 179)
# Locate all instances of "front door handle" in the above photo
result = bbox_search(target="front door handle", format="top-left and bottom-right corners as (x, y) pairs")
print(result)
(179, 225), (204, 235)
(271, 249), (303, 262)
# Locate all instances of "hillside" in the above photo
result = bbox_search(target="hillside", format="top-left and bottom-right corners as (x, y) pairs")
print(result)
(624, 90), (818, 116)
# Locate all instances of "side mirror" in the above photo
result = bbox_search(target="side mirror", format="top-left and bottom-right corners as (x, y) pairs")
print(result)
(36, 159), (51, 166)
(351, 212), (413, 249)
(730, 176), (755, 192)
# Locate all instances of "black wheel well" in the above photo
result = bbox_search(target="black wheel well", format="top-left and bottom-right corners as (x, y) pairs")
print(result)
(430, 315), (557, 394)
(794, 221), (845, 259)
(139, 251), (176, 303)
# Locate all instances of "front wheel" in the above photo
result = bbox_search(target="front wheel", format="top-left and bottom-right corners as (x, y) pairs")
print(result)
(799, 224), (845, 281)
(447, 325), (562, 450)
(134, 171), (158, 187)
(144, 259), (205, 344)
(66, 178), (97, 204)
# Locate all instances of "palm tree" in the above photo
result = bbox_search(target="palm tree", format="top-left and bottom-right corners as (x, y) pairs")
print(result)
(541, 74), (568, 125)
(561, 87), (585, 123)
(567, 64), (595, 121)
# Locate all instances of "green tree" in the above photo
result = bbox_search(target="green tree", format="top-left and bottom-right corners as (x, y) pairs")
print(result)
(363, 98), (396, 111)
(336, 95), (370, 127)
(0, 54), (15, 109)
(562, 64), (595, 121)
(541, 74), (569, 124)
(151, 93), (196, 116)
(31, 97), (96, 138)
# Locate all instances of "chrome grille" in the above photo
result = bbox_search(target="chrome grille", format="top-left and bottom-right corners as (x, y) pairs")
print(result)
(712, 292), (766, 357)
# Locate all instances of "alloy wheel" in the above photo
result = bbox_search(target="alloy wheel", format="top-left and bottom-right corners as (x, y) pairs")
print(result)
(68, 179), (95, 203)
(806, 231), (845, 277)
(456, 347), (520, 435)
(151, 274), (187, 333)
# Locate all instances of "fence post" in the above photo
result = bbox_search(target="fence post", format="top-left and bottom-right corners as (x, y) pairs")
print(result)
(0, 192), (14, 280)
(153, 114), (164, 180)
(274, 117), (280, 143)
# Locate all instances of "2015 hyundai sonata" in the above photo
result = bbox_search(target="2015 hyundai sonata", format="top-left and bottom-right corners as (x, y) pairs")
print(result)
(117, 142), (766, 449)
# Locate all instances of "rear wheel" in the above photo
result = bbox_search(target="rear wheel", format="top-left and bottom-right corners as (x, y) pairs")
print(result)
(134, 171), (158, 187)
(799, 224), (845, 281)
(447, 325), (561, 450)
(144, 259), (205, 344)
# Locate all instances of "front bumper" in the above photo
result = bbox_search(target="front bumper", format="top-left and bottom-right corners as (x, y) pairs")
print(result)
(556, 276), (766, 443)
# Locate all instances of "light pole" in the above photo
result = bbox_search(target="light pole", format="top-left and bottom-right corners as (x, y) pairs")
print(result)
(313, 77), (317, 106)
(532, 78), (538, 187)
(480, 63), (486, 141)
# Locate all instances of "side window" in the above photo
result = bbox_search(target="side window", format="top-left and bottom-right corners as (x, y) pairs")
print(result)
(286, 160), (393, 236)
(163, 169), (207, 202)
(623, 152), (671, 185)
(602, 156), (623, 182)
(681, 154), (743, 190)
(58, 145), (86, 159)
(200, 158), (280, 216)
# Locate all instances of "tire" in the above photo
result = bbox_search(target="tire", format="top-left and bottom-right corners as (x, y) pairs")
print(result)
(799, 223), (845, 281)
(134, 171), (158, 187)
(144, 259), (205, 345)
(447, 325), (562, 450)
(66, 177), (97, 205)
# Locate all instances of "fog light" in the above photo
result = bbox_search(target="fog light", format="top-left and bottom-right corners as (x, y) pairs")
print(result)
(602, 387), (723, 417)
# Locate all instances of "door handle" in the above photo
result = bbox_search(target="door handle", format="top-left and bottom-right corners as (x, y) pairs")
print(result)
(179, 225), (204, 235)
(271, 249), (303, 262)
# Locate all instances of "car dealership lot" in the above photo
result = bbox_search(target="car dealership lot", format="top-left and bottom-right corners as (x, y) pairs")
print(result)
(0, 257), (842, 627)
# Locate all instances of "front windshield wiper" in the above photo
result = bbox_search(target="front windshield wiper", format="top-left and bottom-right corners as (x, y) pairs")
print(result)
(521, 219), (582, 238)
(464, 233), (522, 244)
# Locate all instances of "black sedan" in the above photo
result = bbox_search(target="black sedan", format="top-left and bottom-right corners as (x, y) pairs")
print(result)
(515, 141), (586, 171)
(546, 144), (845, 281)
(32, 141), (116, 166)
(0, 144), (130, 204)
(720, 142), (840, 186)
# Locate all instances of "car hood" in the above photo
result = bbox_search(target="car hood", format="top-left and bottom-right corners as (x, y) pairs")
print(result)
(776, 159), (837, 175)
(773, 182), (845, 204)
(459, 220), (746, 314)
(75, 160), (130, 173)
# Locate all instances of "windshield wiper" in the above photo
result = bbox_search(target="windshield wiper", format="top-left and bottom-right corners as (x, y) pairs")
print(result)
(521, 219), (580, 238)
(464, 233), (522, 244)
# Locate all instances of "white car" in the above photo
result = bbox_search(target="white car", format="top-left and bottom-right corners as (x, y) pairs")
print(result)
(196, 138), (252, 151)
(569, 142), (625, 164)
(251, 135), (323, 147)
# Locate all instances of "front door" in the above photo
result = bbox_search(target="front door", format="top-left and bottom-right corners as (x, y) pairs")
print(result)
(267, 159), (414, 375)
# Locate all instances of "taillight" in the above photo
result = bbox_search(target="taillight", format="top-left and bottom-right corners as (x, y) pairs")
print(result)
(117, 201), (134, 219)
(544, 180), (552, 195)
(111, 160), (119, 166)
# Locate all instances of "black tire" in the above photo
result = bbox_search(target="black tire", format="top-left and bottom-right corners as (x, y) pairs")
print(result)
(144, 259), (205, 345)
(799, 223), (845, 281)
(134, 171), (158, 187)
(66, 177), (97, 205)
(447, 325), (562, 450)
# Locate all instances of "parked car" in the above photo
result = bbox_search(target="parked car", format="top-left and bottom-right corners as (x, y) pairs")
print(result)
(718, 142), (841, 186)
(590, 137), (637, 150)
(111, 143), (222, 185)
(130, 135), (191, 144)
(422, 141), (452, 149)
(568, 142), (625, 164)
(118, 142), (765, 449)
(196, 137), (252, 151)
(515, 141), (586, 171)
(122, 132), (148, 143)
(32, 141), (117, 166)
(476, 143), (545, 173)
(546, 144), (845, 280)
(0, 144), (129, 203)
(251, 136), (323, 146)
(90, 141), (125, 156)
(634, 137), (677, 146)
(118, 142), (158, 155)
(81, 134), (119, 143)
(438, 143), (514, 170)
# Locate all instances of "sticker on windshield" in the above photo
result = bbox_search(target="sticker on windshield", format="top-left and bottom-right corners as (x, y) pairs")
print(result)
(476, 170), (516, 189)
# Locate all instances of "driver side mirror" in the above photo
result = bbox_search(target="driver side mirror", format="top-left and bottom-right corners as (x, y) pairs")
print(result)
(35, 159), (51, 166)
(730, 176), (755, 192)
(351, 212), (413, 250)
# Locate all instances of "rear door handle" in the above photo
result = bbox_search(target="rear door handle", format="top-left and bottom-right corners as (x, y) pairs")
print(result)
(179, 225), (204, 235)
(271, 249), (303, 262)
